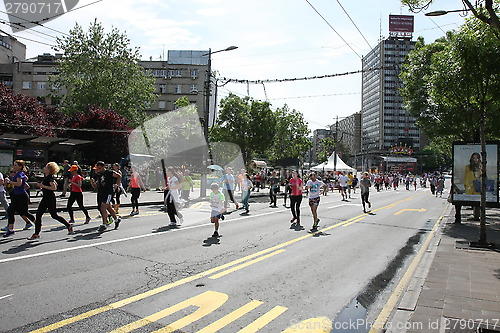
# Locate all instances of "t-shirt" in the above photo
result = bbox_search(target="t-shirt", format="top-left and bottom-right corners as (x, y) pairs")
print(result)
(306, 179), (324, 199)
(289, 178), (303, 196)
(269, 176), (280, 189)
(97, 169), (116, 194)
(347, 174), (354, 185)
(181, 175), (193, 191)
(242, 179), (253, 192)
(210, 191), (225, 212)
(222, 174), (235, 191)
(168, 176), (181, 202)
(130, 172), (141, 188)
(12, 171), (27, 195)
(360, 178), (371, 194)
(339, 175), (349, 187)
(71, 174), (83, 193)
(41, 174), (57, 197)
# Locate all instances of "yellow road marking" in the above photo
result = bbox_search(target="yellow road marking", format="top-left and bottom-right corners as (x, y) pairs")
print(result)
(197, 300), (264, 333)
(209, 250), (286, 280)
(342, 216), (366, 227)
(237, 306), (288, 333)
(29, 192), (423, 333)
(394, 208), (426, 215)
(368, 205), (448, 333)
(111, 290), (228, 333)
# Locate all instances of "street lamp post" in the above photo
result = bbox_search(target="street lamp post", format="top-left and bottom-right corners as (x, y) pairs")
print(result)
(200, 46), (238, 197)
(425, 8), (472, 16)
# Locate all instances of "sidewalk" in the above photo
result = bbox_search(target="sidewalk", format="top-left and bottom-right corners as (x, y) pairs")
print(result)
(390, 206), (500, 333)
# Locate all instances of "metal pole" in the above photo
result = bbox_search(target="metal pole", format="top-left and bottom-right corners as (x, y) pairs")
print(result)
(200, 48), (212, 198)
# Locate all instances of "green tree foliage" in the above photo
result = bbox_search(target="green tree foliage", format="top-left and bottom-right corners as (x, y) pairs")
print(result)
(53, 20), (156, 126)
(399, 18), (500, 142)
(401, 0), (500, 34)
(266, 105), (311, 164)
(210, 94), (275, 163)
(419, 139), (452, 171)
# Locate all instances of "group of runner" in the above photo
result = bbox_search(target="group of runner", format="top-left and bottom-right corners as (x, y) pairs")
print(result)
(1, 160), (148, 239)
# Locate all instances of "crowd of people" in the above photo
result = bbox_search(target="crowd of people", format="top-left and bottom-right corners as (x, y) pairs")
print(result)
(0, 159), (447, 240)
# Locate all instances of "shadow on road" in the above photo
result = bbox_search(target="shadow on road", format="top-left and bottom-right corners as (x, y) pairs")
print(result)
(202, 237), (220, 247)
(2, 238), (66, 255)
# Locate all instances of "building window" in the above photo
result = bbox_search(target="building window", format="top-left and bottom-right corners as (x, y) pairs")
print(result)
(175, 70), (182, 77)
(153, 69), (166, 77)
(191, 69), (198, 79)
(22, 81), (31, 89)
(175, 85), (182, 94)
(190, 84), (198, 93)
(158, 101), (166, 109)
(37, 82), (47, 90)
(159, 84), (166, 94)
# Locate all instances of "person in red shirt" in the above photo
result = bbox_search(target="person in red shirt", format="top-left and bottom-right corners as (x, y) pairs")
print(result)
(67, 165), (91, 224)
(289, 171), (304, 227)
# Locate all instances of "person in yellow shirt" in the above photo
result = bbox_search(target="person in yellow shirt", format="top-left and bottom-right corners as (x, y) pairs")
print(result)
(347, 172), (354, 199)
(463, 152), (481, 195)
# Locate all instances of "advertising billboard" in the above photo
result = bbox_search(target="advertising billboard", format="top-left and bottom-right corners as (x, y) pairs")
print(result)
(452, 142), (499, 206)
(389, 15), (414, 38)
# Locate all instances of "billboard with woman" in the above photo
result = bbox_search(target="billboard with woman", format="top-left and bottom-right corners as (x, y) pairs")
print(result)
(452, 142), (499, 204)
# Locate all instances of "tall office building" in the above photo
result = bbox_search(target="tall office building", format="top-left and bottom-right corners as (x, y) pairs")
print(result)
(361, 37), (418, 153)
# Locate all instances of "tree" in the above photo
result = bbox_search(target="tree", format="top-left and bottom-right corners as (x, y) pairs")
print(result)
(400, 24), (500, 141)
(419, 139), (452, 171)
(66, 105), (132, 162)
(210, 94), (275, 163)
(266, 105), (311, 165)
(400, 17), (500, 245)
(53, 20), (156, 126)
(0, 84), (60, 137)
(401, 0), (500, 35)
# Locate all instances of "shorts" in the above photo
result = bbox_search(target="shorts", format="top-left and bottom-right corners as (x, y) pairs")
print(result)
(341, 186), (348, 192)
(97, 192), (114, 205)
(309, 197), (320, 206)
(361, 192), (370, 203)
(211, 210), (223, 219)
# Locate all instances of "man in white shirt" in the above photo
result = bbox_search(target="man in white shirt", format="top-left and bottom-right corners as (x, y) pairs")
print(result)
(338, 172), (350, 201)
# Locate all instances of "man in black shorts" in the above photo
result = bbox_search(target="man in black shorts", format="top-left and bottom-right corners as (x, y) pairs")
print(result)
(91, 161), (122, 231)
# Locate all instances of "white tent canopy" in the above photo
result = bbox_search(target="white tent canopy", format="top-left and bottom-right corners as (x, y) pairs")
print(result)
(311, 153), (356, 172)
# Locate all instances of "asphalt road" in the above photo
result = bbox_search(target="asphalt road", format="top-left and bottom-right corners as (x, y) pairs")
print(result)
(0, 186), (449, 333)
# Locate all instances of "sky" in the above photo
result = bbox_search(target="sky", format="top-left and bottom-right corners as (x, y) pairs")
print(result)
(0, 0), (468, 131)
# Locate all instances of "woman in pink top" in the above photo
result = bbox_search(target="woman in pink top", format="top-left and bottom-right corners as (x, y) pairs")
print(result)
(67, 165), (91, 224)
(289, 170), (304, 227)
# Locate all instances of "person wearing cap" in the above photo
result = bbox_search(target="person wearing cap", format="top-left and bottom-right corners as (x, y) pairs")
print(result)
(66, 165), (91, 225)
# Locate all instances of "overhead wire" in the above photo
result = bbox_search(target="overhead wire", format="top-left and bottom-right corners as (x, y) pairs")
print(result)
(304, 0), (362, 59)
(335, 0), (372, 48)
(0, 9), (69, 36)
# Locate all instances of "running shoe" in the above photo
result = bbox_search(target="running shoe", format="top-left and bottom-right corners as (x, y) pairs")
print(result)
(3, 230), (15, 237)
(177, 215), (184, 225)
(114, 218), (121, 230)
(129, 211), (135, 216)
(98, 224), (107, 232)
(105, 216), (114, 225)
(212, 231), (219, 238)
(84, 217), (91, 224)
(23, 222), (33, 230)
(67, 225), (74, 235)
(68, 219), (75, 224)
(27, 234), (40, 240)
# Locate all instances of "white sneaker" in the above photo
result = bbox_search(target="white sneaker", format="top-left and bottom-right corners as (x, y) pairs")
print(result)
(177, 215), (184, 225)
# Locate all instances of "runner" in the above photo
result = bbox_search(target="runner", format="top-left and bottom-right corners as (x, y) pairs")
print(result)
(164, 168), (183, 226)
(289, 170), (303, 227)
(180, 169), (194, 206)
(268, 171), (280, 208)
(359, 172), (372, 213)
(222, 167), (239, 210)
(306, 172), (325, 232)
(2, 161), (35, 237)
(347, 172), (354, 198)
(60, 160), (71, 197)
(209, 183), (226, 238)
(0, 170), (9, 220)
(90, 161), (122, 232)
(127, 166), (146, 216)
(66, 164), (91, 224)
(240, 173), (253, 214)
(282, 170), (292, 208)
(27, 162), (74, 240)
(338, 172), (349, 201)
(112, 163), (123, 214)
